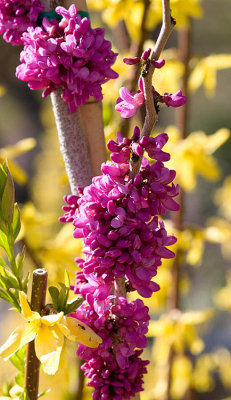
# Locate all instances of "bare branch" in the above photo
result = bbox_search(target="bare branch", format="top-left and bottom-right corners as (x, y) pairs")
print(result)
(130, 0), (175, 179)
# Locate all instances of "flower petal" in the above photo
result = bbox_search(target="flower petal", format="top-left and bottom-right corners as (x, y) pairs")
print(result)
(0, 323), (37, 360)
(0, 328), (23, 360)
(40, 347), (62, 375)
(35, 325), (64, 375)
(119, 87), (136, 105)
(61, 316), (102, 348)
(41, 312), (64, 326)
(19, 292), (33, 320)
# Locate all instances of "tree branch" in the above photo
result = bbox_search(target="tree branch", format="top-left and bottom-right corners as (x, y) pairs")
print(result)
(130, 0), (175, 179)
(24, 269), (48, 400)
(120, 0), (151, 138)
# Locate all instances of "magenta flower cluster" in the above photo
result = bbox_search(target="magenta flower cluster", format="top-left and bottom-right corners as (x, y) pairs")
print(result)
(62, 128), (179, 298)
(116, 48), (186, 118)
(16, 4), (118, 112)
(74, 296), (149, 399)
(61, 127), (179, 398)
(0, 0), (43, 45)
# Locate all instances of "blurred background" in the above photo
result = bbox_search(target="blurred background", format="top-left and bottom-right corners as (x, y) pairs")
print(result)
(1, 0), (231, 399)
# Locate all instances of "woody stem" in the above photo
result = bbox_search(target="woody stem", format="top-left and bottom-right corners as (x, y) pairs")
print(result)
(24, 269), (48, 400)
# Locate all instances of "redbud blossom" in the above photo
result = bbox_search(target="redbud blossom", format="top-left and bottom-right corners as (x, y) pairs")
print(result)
(16, 4), (118, 112)
(0, 0), (43, 45)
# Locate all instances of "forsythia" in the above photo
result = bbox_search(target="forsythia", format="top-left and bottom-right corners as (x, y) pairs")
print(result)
(0, 292), (102, 375)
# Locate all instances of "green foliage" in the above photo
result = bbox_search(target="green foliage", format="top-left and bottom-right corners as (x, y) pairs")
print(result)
(10, 347), (26, 373)
(49, 271), (83, 315)
(38, 389), (51, 398)
(0, 164), (27, 311)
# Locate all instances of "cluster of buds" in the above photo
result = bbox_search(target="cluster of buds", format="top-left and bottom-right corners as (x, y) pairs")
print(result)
(16, 5), (118, 112)
(115, 48), (186, 118)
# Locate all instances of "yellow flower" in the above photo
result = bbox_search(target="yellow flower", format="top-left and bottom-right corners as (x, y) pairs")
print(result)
(0, 139), (36, 185)
(171, 355), (192, 399)
(179, 228), (205, 267)
(147, 0), (202, 30)
(0, 292), (102, 375)
(148, 309), (214, 355)
(88, 0), (202, 37)
(166, 126), (230, 191)
(191, 354), (215, 393)
(189, 54), (231, 96)
(88, 0), (144, 41)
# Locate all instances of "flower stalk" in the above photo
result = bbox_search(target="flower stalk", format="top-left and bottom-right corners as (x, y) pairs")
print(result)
(24, 268), (48, 400)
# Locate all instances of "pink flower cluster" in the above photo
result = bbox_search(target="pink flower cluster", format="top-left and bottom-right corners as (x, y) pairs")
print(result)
(61, 127), (179, 398)
(74, 296), (150, 400)
(0, 0), (43, 45)
(16, 4), (118, 112)
(116, 48), (186, 118)
(62, 128), (179, 298)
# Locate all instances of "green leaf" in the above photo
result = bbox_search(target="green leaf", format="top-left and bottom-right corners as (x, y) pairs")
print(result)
(0, 228), (11, 256)
(16, 247), (25, 280)
(65, 297), (84, 315)
(1, 169), (15, 224)
(0, 218), (8, 235)
(10, 347), (25, 372)
(38, 389), (51, 398)
(0, 255), (9, 268)
(64, 270), (70, 289)
(0, 163), (7, 200)
(6, 288), (20, 311)
(58, 283), (67, 311)
(64, 271), (70, 306)
(2, 267), (20, 289)
(12, 203), (21, 240)
(22, 273), (29, 292)
(2, 380), (11, 396)
(0, 287), (11, 303)
(48, 286), (60, 310)
(15, 372), (24, 387)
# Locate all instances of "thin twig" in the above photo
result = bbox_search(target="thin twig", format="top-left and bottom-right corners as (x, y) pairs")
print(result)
(129, 0), (175, 179)
(24, 269), (48, 400)
(120, 0), (151, 137)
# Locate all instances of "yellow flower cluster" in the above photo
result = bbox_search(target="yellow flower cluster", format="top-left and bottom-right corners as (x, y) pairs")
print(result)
(143, 309), (214, 399)
(165, 126), (230, 191)
(189, 54), (231, 96)
(88, 0), (202, 41)
(147, 0), (202, 30)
